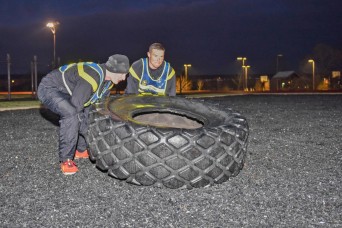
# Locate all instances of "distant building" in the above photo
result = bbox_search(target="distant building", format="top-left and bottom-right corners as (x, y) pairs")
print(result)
(271, 71), (300, 91)
(331, 71), (341, 89)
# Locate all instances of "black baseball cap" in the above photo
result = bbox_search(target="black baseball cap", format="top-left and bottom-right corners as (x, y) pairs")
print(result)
(105, 54), (129, 73)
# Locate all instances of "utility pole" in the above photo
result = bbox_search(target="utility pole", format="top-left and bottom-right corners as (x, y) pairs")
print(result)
(31, 60), (34, 98)
(276, 54), (283, 73)
(308, 59), (315, 91)
(237, 57), (247, 90)
(34, 55), (38, 99)
(46, 21), (59, 69)
(7, 54), (11, 100)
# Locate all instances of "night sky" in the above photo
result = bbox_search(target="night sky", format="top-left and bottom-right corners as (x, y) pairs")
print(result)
(1, 0), (341, 75)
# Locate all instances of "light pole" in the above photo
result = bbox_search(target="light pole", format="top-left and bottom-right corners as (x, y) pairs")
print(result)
(237, 57), (247, 66)
(184, 64), (191, 82)
(242, 65), (250, 91)
(237, 57), (247, 90)
(276, 54), (283, 73)
(308, 59), (315, 90)
(46, 21), (59, 69)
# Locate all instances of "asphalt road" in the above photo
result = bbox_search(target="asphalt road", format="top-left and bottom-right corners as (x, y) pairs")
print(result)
(0, 94), (341, 227)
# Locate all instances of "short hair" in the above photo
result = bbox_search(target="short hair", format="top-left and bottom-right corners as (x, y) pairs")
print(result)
(149, 43), (165, 52)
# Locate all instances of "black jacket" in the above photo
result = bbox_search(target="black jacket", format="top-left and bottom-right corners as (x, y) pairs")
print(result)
(39, 63), (107, 112)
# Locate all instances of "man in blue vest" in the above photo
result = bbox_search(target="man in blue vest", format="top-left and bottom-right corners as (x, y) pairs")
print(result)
(125, 43), (176, 96)
(38, 54), (129, 175)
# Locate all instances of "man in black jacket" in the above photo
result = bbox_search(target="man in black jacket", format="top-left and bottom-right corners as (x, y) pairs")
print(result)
(38, 54), (129, 175)
(125, 43), (176, 96)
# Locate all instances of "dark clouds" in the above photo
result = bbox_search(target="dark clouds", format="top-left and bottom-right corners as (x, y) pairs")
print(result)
(0, 0), (341, 74)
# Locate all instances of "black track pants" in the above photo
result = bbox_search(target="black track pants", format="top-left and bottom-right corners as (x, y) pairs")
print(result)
(38, 83), (89, 162)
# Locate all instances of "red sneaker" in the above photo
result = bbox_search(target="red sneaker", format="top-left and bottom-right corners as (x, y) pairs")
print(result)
(60, 159), (78, 175)
(75, 149), (89, 159)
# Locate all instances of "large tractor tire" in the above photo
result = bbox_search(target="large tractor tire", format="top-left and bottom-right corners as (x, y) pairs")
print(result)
(87, 95), (249, 189)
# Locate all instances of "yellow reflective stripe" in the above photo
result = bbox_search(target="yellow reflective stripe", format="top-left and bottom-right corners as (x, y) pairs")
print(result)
(129, 66), (140, 80)
(77, 63), (98, 92)
(138, 84), (166, 95)
(167, 68), (175, 80)
(139, 92), (154, 95)
(84, 100), (91, 107)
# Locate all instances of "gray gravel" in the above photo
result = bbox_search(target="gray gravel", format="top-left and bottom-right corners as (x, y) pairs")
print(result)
(0, 94), (341, 227)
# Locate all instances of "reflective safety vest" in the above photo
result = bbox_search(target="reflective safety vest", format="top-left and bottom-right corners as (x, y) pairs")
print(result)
(59, 62), (113, 107)
(130, 58), (174, 95)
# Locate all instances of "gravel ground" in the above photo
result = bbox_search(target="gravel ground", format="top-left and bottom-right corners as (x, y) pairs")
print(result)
(0, 94), (341, 227)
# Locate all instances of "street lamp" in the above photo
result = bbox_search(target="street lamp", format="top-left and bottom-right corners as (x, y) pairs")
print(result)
(276, 54), (283, 73)
(308, 59), (315, 90)
(237, 57), (247, 90)
(237, 57), (247, 66)
(184, 64), (192, 82)
(46, 21), (59, 69)
(242, 65), (250, 91)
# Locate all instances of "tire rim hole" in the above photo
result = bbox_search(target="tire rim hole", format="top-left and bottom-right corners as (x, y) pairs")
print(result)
(133, 111), (203, 129)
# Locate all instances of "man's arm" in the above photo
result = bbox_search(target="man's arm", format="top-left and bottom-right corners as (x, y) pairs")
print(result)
(125, 61), (142, 94)
(166, 76), (176, 96)
(71, 80), (93, 112)
(166, 67), (176, 96)
(125, 75), (139, 94)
